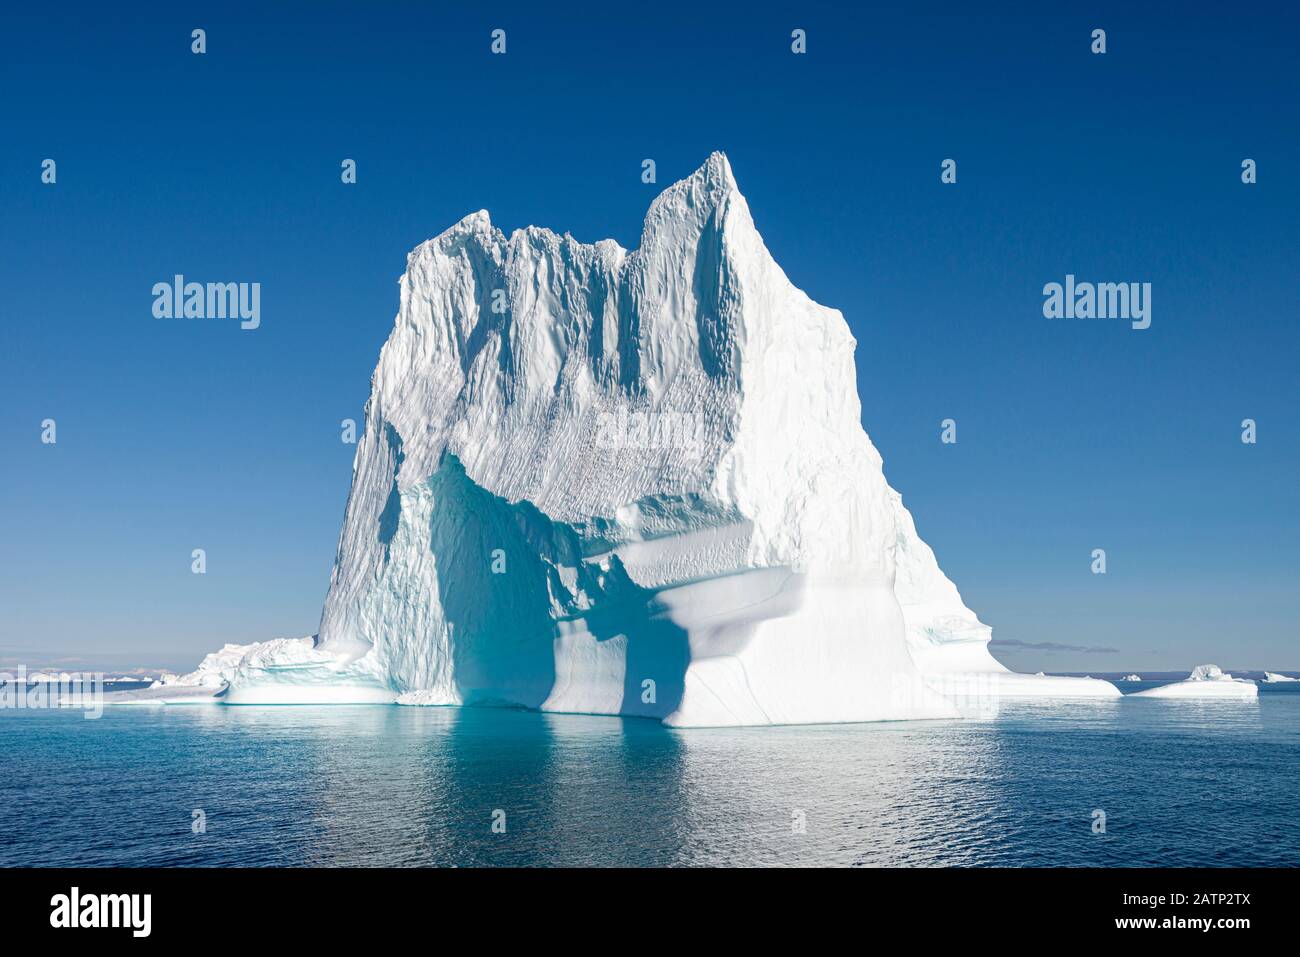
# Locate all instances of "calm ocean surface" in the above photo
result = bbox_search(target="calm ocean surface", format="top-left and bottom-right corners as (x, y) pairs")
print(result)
(2, 682), (1298, 867)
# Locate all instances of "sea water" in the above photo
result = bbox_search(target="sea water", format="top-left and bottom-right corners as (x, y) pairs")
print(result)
(2, 683), (1297, 867)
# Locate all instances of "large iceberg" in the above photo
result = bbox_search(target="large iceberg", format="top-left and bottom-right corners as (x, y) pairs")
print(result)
(207, 153), (1116, 723)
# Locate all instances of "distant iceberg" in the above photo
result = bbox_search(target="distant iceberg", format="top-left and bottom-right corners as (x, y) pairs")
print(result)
(1122, 674), (1142, 682)
(1263, 671), (1298, 683)
(23, 671), (97, 685)
(1131, 664), (1257, 698)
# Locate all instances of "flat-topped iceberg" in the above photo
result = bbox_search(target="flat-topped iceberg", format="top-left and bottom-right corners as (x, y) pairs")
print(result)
(101, 637), (392, 706)
(1263, 671), (1297, 683)
(100, 685), (225, 706)
(173, 153), (1118, 724)
(1132, 664), (1258, 699)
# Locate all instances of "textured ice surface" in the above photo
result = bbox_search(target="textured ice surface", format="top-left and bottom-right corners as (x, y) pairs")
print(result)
(152, 642), (257, 688)
(216, 153), (1116, 722)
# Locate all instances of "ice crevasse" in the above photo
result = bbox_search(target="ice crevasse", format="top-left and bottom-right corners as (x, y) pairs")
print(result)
(217, 153), (1119, 723)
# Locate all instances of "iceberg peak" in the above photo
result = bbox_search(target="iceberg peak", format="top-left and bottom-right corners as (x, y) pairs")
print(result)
(646, 151), (740, 219)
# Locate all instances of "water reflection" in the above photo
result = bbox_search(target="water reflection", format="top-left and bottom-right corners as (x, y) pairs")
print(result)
(2, 695), (1296, 867)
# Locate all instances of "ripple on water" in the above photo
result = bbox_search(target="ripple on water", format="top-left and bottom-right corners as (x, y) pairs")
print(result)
(1, 694), (1296, 867)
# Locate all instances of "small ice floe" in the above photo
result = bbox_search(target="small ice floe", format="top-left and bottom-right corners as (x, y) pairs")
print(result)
(100, 685), (226, 706)
(1131, 664), (1257, 698)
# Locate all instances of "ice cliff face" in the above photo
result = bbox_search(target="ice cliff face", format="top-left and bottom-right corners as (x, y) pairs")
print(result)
(222, 153), (1117, 721)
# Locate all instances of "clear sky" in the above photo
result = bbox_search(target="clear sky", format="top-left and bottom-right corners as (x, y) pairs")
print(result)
(2, 3), (1296, 674)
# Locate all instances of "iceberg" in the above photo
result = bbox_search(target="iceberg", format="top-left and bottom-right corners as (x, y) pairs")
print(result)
(26, 671), (82, 684)
(152, 642), (272, 689)
(1122, 674), (1142, 682)
(1263, 671), (1298, 683)
(98, 650), (248, 704)
(201, 152), (1117, 724)
(100, 637), (392, 706)
(100, 685), (225, 706)
(1132, 664), (1258, 698)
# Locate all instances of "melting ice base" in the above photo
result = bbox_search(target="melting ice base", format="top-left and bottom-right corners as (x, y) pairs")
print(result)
(145, 154), (1122, 723)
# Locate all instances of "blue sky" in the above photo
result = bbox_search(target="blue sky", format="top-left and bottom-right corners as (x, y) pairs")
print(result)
(1, 3), (1296, 673)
